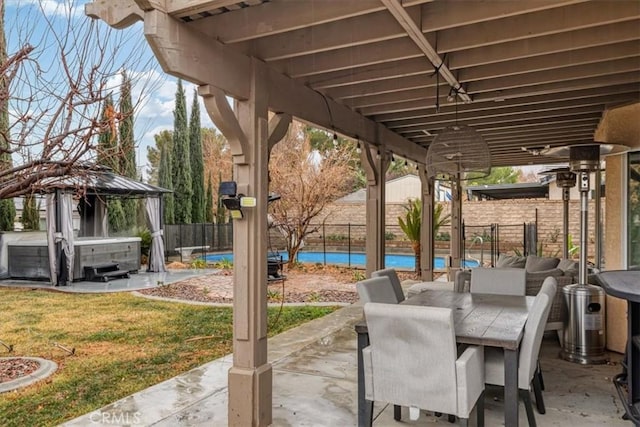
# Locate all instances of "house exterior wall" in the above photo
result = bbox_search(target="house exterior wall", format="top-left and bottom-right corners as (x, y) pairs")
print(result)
(596, 102), (640, 353)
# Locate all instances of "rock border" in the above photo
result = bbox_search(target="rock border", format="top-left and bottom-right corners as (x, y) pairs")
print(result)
(0, 357), (58, 393)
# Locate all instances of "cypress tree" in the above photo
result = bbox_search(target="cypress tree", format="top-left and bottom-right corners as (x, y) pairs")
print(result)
(205, 172), (214, 223)
(189, 88), (204, 223)
(22, 194), (40, 230)
(159, 142), (175, 224)
(171, 79), (192, 223)
(118, 71), (137, 229)
(0, 1), (15, 231)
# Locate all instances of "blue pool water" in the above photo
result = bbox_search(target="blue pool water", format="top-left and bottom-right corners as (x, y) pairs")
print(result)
(203, 251), (479, 270)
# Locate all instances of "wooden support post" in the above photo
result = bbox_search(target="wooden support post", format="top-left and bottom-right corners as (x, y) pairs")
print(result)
(451, 176), (463, 270)
(360, 143), (388, 277)
(201, 60), (272, 426)
(418, 165), (434, 281)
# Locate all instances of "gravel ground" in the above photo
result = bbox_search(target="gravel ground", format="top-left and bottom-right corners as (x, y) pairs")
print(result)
(137, 264), (395, 304)
(0, 358), (40, 383)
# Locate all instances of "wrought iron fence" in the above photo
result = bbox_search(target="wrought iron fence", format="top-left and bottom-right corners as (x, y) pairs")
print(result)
(463, 222), (537, 267)
(164, 223), (233, 262)
(163, 220), (537, 268)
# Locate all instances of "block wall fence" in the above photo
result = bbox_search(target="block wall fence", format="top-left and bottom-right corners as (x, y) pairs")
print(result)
(312, 199), (602, 258)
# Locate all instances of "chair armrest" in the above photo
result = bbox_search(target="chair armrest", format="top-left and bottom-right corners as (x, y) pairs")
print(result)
(455, 270), (472, 293)
(455, 345), (484, 418)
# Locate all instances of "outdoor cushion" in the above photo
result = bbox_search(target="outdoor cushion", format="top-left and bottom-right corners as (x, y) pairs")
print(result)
(496, 254), (527, 268)
(525, 255), (560, 272)
(470, 267), (526, 296)
(557, 259), (579, 279)
(525, 268), (564, 282)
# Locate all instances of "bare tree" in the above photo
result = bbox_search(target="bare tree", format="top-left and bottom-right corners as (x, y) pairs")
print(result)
(202, 128), (232, 222)
(0, 1), (160, 199)
(269, 121), (356, 266)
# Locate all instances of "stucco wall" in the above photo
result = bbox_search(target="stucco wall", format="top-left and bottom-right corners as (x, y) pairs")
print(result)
(596, 102), (640, 353)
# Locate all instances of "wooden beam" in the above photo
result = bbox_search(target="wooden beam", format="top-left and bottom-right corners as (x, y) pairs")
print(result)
(449, 20), (640, 69)
(199, 85), (250, 164)
(142, 10), (427, 163)
(459, 42), (640, 82)
(436, 1), (640, 53)
(232, 9), (410, 62)
(267, 113), (291, 153)
(374, 85), (640, 122)
(306, 57), (431, 90)
(272, 38), (423, 79)
(85, 0), (144, 29)
(189, 0), (386, 43)
(325, 74), (437, 101)
(384, 93), (640, 129)
(381, 0), (471, 102)
(169, 0), (240, 18)
(420, 0), (587, 32)
(145, 9), (252, 98)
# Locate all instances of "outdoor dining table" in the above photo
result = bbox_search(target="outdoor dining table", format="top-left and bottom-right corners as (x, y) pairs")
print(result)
(355, 288), (535, 427)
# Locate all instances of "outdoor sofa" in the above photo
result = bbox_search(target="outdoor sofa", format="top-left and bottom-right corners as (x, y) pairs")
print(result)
(454, 255), (579, 332)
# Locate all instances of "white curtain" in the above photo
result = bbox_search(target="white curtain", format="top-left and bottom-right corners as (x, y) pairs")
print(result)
(60, 192), (75, 283)
(45, 193), (57, 285)
(95, 197), (108, 237)
(146, 197), (166, 272)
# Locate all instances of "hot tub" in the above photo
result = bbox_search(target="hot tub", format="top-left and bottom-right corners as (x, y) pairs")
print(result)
(7, 237), (141, 281)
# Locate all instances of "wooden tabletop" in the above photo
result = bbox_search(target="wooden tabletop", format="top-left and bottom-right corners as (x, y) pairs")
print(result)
(356, 290), (535, 350)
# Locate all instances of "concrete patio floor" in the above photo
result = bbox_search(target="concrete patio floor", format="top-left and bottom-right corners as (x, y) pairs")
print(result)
(0, 269), (217, 293)
(62, 300), (628, 426)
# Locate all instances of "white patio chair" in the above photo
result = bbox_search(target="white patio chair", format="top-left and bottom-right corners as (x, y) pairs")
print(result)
(356, 276), (400, 304)
(483, 277), (557, 427)
(532, 277), (559, 413)
(470, 267), (527, 296)
(371, 268), (405, 302)
(363, 302), (485, 427)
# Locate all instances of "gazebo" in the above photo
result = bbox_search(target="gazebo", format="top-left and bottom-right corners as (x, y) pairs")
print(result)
(2, 165), (170, 285)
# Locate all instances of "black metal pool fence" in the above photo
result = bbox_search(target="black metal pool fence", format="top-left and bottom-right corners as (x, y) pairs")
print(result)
(163, 221), (536, 266)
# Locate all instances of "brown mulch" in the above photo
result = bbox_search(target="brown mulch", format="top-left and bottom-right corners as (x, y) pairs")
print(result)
(0, 358), (40, 383)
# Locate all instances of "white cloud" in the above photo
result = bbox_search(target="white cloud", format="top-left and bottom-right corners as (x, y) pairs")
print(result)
(6, 0), (87, 18)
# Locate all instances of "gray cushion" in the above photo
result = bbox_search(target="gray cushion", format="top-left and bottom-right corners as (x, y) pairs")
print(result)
(526, 268), (564, 281)
(557, 259), (578, 275)
(525, 255), (560, 272)
(496, 254), (526, 268)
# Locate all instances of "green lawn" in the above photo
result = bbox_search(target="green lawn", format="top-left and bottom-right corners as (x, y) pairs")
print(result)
(0, 288), (338, 427)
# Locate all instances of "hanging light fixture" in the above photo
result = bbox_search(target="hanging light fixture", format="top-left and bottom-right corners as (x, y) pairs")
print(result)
(426, 86), (490, 180)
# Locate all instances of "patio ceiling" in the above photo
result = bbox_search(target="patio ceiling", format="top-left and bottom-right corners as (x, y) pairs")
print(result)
(116, 0), (640, 166)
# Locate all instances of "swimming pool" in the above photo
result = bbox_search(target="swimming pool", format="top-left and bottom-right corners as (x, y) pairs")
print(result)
(202, 251), (479, 270)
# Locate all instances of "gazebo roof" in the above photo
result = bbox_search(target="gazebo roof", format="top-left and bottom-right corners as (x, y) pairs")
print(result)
(40, 167), (171, 197)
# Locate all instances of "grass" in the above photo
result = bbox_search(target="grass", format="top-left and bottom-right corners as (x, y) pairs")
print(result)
(0, 288), (339, 427)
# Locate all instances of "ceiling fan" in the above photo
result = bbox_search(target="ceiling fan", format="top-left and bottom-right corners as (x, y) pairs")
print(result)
(520, 145), (550, 156)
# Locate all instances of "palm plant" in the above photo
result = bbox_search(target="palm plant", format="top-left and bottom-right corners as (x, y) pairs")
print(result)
(398, 199), (451, 274)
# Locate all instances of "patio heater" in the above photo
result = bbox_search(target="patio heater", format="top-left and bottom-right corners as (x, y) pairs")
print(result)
(539, 167), (576, 259)
(545, 143), (623, 364)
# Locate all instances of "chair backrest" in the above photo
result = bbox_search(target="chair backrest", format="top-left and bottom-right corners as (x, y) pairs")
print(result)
(518, 277), (557, 387)
(364, 302), (458, 413)
(356, 276), (400, 304)
(539, 276), (558, 301)
(371, 268), (405, 302)
(470, 267), (527, 296)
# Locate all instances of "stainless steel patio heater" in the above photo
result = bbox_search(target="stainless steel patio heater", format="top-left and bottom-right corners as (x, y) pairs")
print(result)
(539, 167), (576, 260)
(546, 144), (608, 364)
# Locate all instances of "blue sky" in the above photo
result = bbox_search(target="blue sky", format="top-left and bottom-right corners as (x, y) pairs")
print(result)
(5, 0), (214, 180)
